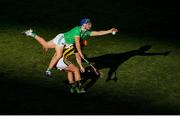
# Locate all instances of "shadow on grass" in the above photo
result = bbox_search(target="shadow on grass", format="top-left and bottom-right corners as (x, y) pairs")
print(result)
(0, 45), (174, 115)
(0, 77), (140, 114)
(81, 66), (100, 91)
(1, 76), (178, 115)
(87, 45), (170, 82)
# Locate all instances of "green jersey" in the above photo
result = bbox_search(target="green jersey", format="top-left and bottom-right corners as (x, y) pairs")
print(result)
(64, 26), (92, 44)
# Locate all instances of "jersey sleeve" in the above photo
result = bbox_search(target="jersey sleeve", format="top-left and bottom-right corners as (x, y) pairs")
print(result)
(74, 27), (81, 37)
(86, 30), (92, 36)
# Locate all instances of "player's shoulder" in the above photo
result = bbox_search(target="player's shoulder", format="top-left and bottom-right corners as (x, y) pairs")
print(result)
(75, 26), (81, 30)
(72, 26), (81, 33)
(72, 26), (80, 29)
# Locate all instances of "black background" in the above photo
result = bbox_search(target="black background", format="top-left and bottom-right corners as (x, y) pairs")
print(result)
(0, 0), (178, 37)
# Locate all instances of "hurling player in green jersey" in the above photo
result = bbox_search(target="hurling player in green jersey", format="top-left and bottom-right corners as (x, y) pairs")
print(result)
(23, 18), (118, 77)
(64, 18), (118, 72)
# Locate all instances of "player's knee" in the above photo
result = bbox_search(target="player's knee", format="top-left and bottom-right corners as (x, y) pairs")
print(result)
(41, 43), (49, 48)
(70, 65), (79, 73)
(47, 41), (56, 48)
(69, 64), (80, 73)
(73, 66), (79, 72)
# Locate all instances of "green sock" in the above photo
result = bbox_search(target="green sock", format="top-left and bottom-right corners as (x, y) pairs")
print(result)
(47, 68), (52, 71)
(31, 32), (37, 38)
(76, 81), (82, 89)
(71, 83), (76, 88)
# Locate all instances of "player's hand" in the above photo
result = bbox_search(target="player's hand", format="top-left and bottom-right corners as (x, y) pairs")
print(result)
(80, 66), (85, 73)
(110, 28), (118, 33)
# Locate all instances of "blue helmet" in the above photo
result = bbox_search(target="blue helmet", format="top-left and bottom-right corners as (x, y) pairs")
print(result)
(80, 18), (91, 26)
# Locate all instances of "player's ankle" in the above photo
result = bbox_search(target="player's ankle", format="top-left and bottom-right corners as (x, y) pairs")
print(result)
(47, 68), (52, 71)
(31, 32), (37, 38)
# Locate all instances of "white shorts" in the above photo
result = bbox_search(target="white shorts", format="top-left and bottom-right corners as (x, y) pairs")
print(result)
(52, 33), (65, 46)
(53, 33), (73, 48)
(56, 57), (70, 70)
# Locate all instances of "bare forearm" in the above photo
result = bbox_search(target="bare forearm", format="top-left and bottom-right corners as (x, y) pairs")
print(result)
(91, 28), (118, 36)
(91, 30), (111, 36)
(75, 42), (84, 58)
(97, 30), (112, 35)
(75, 53), (83, 68)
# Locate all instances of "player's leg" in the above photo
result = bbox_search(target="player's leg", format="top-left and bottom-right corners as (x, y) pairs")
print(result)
(56, 50), (86, 93)
(63, 47), (82, 82)
(23, 29), (56, 50)
(46, 45), (64, 77)
(63, 47), (86, 93)
(63, 46), (86, 93)
(68, 64), (86, 93)
(34, 36), (55, 50)
(68, 71), (74, 84)
(56, 58), (76, 93)
(67, 71), (77, 93)
(68, 64), (81, 81)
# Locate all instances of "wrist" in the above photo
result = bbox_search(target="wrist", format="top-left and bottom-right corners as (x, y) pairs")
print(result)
(80, 53), (84, 58)
(108, 29), (112, 34)
(80, 66), (84, 68)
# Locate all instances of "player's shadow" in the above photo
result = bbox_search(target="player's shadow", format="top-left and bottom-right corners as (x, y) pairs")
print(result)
(87, 45), (170, 82)
(81, 66), (100, 91)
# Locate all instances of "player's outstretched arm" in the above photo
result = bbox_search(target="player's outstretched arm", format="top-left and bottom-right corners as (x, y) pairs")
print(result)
(90, 28), (118, 36)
